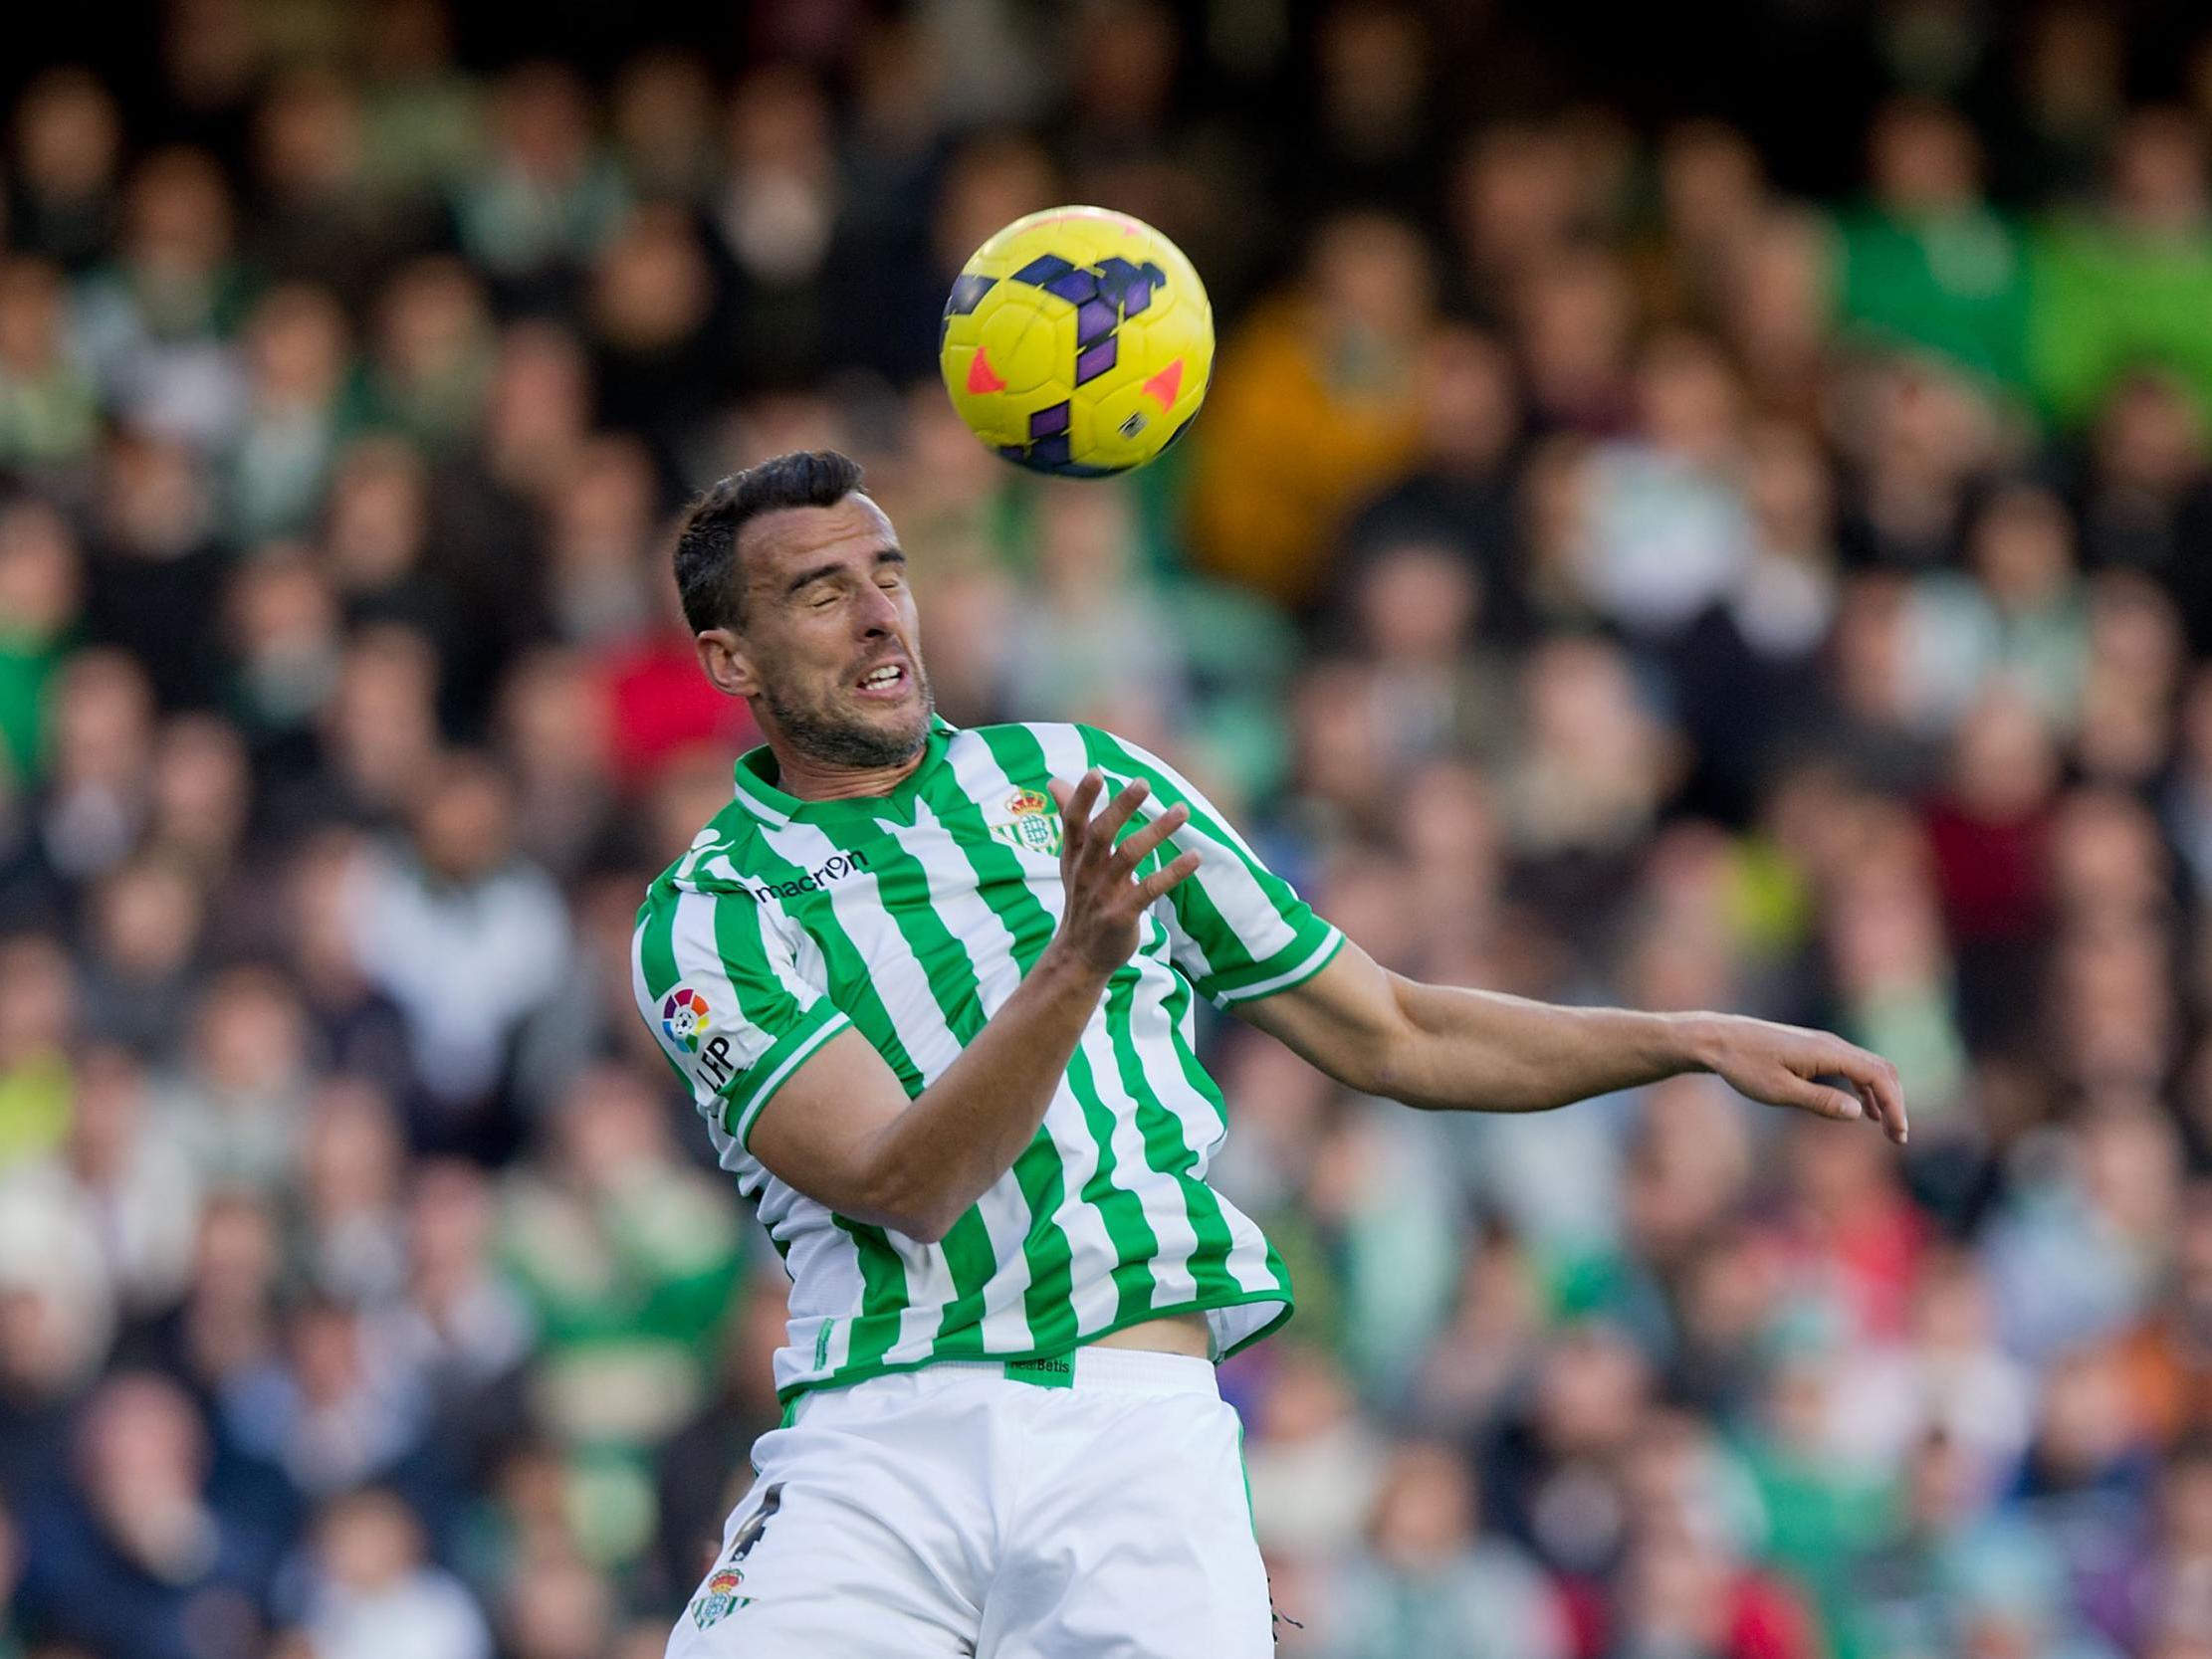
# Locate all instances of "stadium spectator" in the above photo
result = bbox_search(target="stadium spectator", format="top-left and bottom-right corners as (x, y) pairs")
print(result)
(1187, 211), (1431, 606)
(2033, 109), (2212, 429)
(362, 1157), (533, 1460)
(1839, 98), (2033, 396)
(1316, 1440), (1570, 1659)
(7, 70), (122, 277)
(49, 1045), (202, 1318)
(119, 1191), (284, 1418)
(500, 1064), (742, 1480)
(0, 502), (82, 791)
(336, 752), (569, 1154)
(0, 258), (100, 485)
(14, 1373), (276, 1659)
(291, 1487), (490, 1659)
(161, 966), (315, 1192)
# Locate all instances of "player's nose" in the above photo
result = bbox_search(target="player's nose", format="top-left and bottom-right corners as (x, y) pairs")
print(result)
(852, 583), (900, 636)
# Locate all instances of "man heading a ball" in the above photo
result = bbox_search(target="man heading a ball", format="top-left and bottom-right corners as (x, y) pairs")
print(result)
(635, 448), (1907, 1657)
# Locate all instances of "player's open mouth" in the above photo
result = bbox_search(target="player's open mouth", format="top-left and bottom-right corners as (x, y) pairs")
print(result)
(854, 661), (912, 701)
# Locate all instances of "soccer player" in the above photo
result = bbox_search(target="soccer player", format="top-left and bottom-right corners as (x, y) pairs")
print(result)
(636, 451), (1906, 1657)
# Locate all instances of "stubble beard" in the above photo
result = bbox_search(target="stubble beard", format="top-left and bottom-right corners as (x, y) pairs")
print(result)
(762, 664), (937, 771)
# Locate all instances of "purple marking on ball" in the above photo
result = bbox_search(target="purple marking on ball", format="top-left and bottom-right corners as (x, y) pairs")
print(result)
(1012, 255), (1073, 288)
(1096, 258), (1166, 316)
(1075, 299), (1117, 345)
(1073, 336), (1118, 385)
(1029, 401), (1071, 438)
(1044, 270), (1098, 305)
(944, 273), (997, 315)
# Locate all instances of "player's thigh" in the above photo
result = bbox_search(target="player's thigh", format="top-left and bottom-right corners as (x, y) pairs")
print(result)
(666, 1411), (986, 1658)
(980, 1391), (1274, 1659)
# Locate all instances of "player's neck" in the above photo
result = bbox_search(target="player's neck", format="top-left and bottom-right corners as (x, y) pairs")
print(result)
(769, 740), (929, 803)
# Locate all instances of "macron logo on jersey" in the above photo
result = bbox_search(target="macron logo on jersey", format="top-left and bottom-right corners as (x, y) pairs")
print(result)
(730, 849), (872, 904)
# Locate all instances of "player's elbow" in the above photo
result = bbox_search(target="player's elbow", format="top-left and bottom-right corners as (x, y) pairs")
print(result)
(881, 1212), (952, 1246)
(1342, 971), (1425, 1103)
(1325, 1032), (1398, 1101)
(1274, 1004), (1404, 1101)
(853, 1185), (958, 1245)
(891, 1204), (957, 1246)
(851, 1162), (962, 1245)
(848, 1198), (955, 1246)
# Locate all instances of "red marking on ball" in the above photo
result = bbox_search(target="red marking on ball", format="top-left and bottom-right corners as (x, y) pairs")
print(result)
(1141, 358), (1184, 409)
(967, 349), (1006, 395)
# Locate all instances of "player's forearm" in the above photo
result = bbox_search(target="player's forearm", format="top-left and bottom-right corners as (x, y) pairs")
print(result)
(854, 943), (1110, 1242)
(1379, 977), (1711, 1113)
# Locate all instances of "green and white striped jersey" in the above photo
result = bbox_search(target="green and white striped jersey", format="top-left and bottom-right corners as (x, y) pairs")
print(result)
(631, 716), (1343, 1401)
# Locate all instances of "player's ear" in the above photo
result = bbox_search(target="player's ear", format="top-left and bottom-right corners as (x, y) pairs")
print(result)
(696, 628), (758, 700)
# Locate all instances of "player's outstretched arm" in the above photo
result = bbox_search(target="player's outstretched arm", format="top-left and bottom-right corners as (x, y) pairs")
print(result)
(1232, 938), (1908, 1143)
(748, 771), (1202, 1241)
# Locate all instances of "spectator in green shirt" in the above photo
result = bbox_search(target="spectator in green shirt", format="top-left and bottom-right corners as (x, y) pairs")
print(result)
(2032, 109), (2212, 429)
(0, 501), (81, 785)
(1838, 98), (2033, 395)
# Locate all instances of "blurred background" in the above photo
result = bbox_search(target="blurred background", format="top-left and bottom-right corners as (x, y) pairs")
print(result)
(4, 0), (2212, 1656)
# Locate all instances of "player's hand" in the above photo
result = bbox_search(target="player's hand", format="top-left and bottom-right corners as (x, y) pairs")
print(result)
(1688, 1013), (1909, 1144)
(1044, 770), (1204, 975)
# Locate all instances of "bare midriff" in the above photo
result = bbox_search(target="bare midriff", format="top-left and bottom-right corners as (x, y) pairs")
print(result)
(1087, 1310), (1211, 1358)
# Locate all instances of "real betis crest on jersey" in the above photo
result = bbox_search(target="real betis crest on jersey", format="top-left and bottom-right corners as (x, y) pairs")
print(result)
(690, 1567), (750, 1629)
(988, 787), (1062, 857)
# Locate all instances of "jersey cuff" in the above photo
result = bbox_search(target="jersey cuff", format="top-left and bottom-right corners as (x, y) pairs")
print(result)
(723, 1003), (853, 1146)
(1206, 924), (1345, 1008)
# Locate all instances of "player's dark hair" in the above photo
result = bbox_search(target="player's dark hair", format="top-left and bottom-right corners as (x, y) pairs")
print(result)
(673, 449), (866, 634)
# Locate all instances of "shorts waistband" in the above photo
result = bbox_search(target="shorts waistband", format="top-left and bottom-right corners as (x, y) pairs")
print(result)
(919, 1345), (1219, 1396)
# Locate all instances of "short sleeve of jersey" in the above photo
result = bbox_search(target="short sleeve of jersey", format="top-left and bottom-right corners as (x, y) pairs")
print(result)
(1079, 726), (1344, 1007)
(632, 885), (851, 1146)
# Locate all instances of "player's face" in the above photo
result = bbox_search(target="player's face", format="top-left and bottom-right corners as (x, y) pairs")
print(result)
(715, 494), (933, 769)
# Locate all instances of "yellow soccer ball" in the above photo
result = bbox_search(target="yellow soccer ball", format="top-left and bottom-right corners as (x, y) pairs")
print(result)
(938, 205), (1214, 476)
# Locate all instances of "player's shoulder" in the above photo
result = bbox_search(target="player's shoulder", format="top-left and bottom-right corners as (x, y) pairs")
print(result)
(953, 719), (1159, 774)
(635, 803), (779, 920)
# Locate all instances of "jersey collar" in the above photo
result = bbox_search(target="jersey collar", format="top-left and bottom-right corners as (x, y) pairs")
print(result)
(729, 714), (957, 828)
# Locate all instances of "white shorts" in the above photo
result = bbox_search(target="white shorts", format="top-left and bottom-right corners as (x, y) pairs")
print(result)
(667, 1346), (1275, 1658)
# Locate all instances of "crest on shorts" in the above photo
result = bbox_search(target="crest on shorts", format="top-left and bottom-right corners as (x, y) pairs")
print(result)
(989, 788), (1062, 858)
(690, 1567), (750, 1629)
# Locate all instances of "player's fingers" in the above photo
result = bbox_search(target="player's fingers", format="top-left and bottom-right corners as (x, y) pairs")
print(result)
(1047, 780), (1078, 864)
(1764, 1068), (1864, 1124)
(1111, 801), (1189, 877)
(1135, 848), (1203, 906)
(1069, 768), (1104, 825)
(1050, 772), (1101, 860)
(1827, 1044), (1909, 1145)
(1091, 777), (1153, 848)
(1850, 1080), (1888, 1138)
(1073, 780), (1147, 883)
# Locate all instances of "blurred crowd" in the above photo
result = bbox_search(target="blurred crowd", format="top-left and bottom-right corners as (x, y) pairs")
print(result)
(6, 1), (2212, 1657)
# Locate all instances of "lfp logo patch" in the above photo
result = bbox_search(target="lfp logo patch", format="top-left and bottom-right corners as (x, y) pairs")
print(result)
(690, 1567), (749, 1630)
(662, 987), (712, 1051)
